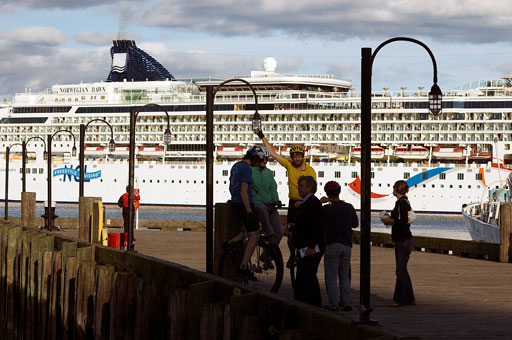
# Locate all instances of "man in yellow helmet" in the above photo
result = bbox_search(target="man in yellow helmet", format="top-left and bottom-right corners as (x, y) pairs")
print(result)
(256, 129), (316, 267)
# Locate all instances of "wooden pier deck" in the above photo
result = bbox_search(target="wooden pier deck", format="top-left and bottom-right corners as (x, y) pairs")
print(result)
(60, 228), (512, 340)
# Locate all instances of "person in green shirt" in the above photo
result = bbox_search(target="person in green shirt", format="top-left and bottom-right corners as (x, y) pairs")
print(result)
(251, 145), (283, 246)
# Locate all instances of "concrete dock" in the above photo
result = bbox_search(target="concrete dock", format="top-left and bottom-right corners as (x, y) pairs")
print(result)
(58, 227), (512, 340)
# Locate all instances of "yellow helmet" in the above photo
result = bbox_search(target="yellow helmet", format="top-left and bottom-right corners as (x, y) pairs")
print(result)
(289, 145), (305, 155)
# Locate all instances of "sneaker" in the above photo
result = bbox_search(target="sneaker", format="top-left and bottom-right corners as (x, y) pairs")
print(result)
(236, 267), (251, 278)
(259, 251), (275, 270)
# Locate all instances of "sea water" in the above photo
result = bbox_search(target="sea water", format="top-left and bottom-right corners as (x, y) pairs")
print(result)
(1, 202), (470, 241)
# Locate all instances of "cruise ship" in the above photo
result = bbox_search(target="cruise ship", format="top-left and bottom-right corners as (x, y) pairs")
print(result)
(1, 39), (512, 215)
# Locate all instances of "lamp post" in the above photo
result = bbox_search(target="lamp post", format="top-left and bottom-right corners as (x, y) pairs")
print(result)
(359, 37), (442, 323)
(127, 104), (172, 250)
(22, 136), (48, 192)
(79, 119), (115, 197)
(4, 143), (22, 220)
(205, 78), (260, 274)
(47, 130), (77, 230)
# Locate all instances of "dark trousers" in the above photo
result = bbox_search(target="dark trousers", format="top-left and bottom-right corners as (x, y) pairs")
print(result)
(294, 252), (323, 307)
(122, 207), (129, 233)
(393, 237), (415, 304)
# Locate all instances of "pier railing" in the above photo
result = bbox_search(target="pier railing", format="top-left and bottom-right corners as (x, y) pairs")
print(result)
(0, 220), (392, 340)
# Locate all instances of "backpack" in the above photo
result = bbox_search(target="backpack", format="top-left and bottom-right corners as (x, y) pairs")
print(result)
(117, 195), (124, 208)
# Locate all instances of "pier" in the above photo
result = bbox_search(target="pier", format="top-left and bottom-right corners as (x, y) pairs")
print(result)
(52, 226), (511, 340)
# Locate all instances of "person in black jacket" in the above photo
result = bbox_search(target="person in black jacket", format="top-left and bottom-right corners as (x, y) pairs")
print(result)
(292, 175), (324, 307)
(381, 180), (415, 307)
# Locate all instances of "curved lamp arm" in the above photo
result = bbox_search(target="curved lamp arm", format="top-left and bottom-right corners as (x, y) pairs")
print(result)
(371, 37), (442, 115)
(84, 118), (116, 152)
(213, 78), (261, 132)
(26, 136), (48, 160)
(133, 103), (172, 144)
(50, 129), (77, 157)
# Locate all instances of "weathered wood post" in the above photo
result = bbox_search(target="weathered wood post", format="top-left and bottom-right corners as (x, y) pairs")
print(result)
(499, 203), (512, 263)
(21, 192), (36, 229)
(213, 202), (239, 275)
(79, 197), (101, 243)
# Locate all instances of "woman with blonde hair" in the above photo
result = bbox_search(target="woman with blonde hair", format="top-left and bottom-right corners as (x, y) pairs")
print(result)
(381, 180), (415, 307)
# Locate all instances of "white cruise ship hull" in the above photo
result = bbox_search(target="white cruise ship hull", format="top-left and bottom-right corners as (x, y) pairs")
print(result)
(1, 158), (509, 214)
(462, 203), (500, 243)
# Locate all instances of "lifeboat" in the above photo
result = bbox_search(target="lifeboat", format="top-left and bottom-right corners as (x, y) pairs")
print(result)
(469, 151), (492, 160)
(351, 146), (386, 159)
(112, 146), (130, 156)
(279, 146), (290, 156)
(393, 146), (429, 160)
(138, 146), (165, 156)
(217, 146), (244, 159)
(84, 146), (105, 157)
(432, 147), (464, 159)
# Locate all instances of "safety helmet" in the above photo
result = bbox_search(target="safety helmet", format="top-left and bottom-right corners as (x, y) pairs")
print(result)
(324, 181), (341, 198)
(248, 145), (270, 161)
(289, 145), (305, 156)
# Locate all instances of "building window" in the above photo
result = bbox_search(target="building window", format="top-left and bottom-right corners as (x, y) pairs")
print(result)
(222, 170), (228, 176)
(351, 171), (357, 178)
(476, 173), (482, 180)
(334, 171), (341, 178)
(440, 173), (446, 180)
(404, 172), (410, 179)
(318, 171), (324, 178)
(421, 172), (428, 180)
(457, 173), (464, 180)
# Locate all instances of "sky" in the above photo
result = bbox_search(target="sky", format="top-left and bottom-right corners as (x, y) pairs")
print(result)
(1, 0), (512, 100)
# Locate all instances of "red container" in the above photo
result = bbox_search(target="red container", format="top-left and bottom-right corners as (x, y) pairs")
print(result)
(108, 232), (128, 250)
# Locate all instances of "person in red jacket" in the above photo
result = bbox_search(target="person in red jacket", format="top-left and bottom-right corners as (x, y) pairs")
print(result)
(121, 185), (140, 233)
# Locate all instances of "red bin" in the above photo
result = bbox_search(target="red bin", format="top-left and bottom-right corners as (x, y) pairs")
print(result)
(108, 232), (128, 250)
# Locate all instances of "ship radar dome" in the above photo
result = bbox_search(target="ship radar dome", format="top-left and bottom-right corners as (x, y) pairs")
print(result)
(263, 57), (277, 72)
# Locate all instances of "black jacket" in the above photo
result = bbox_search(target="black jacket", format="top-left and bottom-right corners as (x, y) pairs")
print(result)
(391, 196), (413, 242)
(293, 195), (325, 251)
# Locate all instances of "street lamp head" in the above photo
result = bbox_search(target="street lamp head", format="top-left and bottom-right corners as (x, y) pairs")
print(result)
(71, 145), (77, 157)
(429, 83), (442, 115)
(108, 138), (116, 152)
(163, 127), (173, 145)
(252, 111), (262, 133)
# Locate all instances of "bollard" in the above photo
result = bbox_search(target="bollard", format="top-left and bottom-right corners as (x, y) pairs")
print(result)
(213, 202), (239, 275)
(91, 200), (104, 245)
(21, 192), (36, 229)
(79, 197), (101, 243)
(499, 203), (512, 263)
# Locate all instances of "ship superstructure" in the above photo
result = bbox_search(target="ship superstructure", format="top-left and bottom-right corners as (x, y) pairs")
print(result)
(1, 40), (512, 215)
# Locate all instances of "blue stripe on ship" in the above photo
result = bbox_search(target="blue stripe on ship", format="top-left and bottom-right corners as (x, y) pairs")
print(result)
(406, 167), (451, 187)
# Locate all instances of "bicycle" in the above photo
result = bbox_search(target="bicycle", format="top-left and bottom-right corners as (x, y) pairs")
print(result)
(217, 232), (284, 293)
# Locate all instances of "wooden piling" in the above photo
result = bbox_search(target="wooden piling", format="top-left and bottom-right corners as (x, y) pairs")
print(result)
(75, 261), (96, 340)
(499, 203), (512, 263)
(199, 302), (226, 340)
(21, 192), (36, 229)
(166, 288), (189, 340)
(109, 272), (137, 340)
(93, 265), (114, 340)
(79, 197), (101, 243)
(62, 256), (78, 340)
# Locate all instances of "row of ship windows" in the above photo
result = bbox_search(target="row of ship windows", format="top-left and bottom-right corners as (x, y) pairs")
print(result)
(17, 175), (490, 191)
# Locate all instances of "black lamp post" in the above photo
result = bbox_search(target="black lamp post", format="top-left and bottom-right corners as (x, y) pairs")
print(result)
(22, 136), (48, 192)
(127, 104), (172, 250)
(359, 37), (441, 323)
(205, 78), (260, 274)
(4, 143), (22, 220)
(79, 119), (115, 198)
(47, 130), (77, 230)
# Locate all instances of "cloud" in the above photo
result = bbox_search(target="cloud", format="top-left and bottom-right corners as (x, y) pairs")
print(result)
(136, 0), (512, 43)
(0, 0), (136, 10)
(0, 27), (66, 45)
